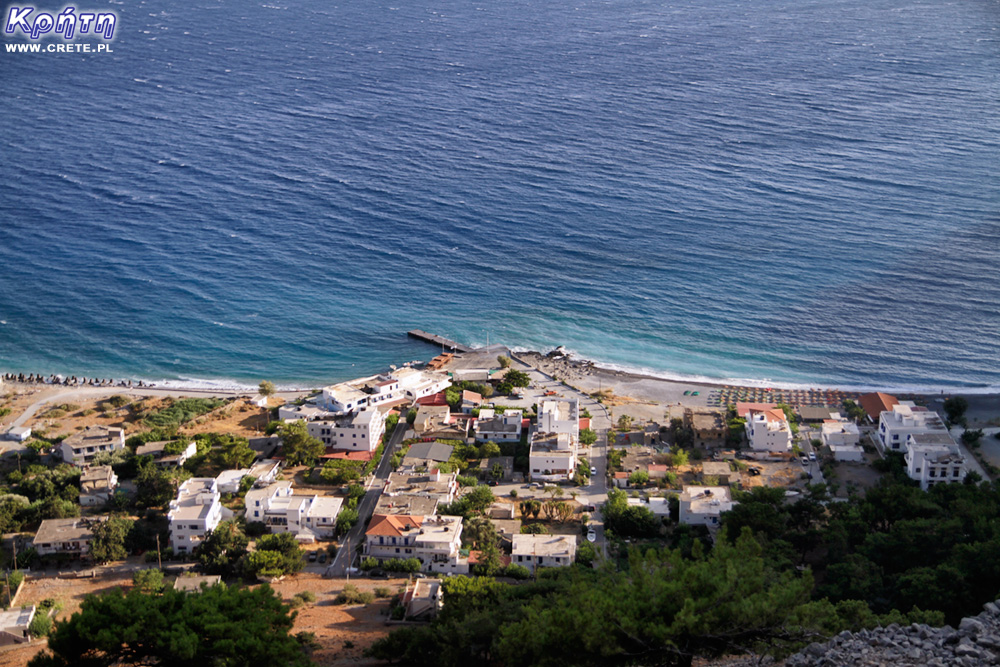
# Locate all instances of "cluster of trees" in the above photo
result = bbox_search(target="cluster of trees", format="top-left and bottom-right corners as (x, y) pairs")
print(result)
(721, 474), (1000, 625)
(28, 584), (315, 667)
(279, 421), (325, 466)
(495, 369), (530, 396)
(1, 465), (81, 529)
(439, 485), (495, 519)
(445, 381), (494, 407)
(198, 520), (304, 580)
(365, 534), (839, 667)
(601, 488), (661, 539)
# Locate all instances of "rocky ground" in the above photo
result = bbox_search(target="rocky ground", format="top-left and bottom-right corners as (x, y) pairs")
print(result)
(785, 601), (1000, 666)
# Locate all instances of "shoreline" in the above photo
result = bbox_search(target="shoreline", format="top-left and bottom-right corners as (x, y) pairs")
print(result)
(4, 342), (1000, 397)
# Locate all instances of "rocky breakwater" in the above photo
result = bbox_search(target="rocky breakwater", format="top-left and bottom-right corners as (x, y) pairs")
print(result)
(786, 601), (1000, 666)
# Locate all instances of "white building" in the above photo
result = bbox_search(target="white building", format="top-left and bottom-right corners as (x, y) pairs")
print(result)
(318, 368), (450, 415)
(384, 469), (459, 505)
(247, 459), (281, 486)
(744, 409), (792, 453)
(474, 409), (523, 442)
(0, 606), (35, 645)
(878, 401), (949, 453)
(5, 426), (31, 442)
(58, 425), (125, 467)
(412, 404), (451, 434)
(821, 418), (863, 462)
(364, 514), (468, 574)
(627, 497), (672, 517)
(538, 399), (579, 438)
(905, 432), (968, 490)
(307, 408), (386, 453)
(32, 517), (101, 558)
(512, 534), (577, 573)
(79, 466), (118, 506)
(136, 440), (197, 467)
(678, 486), (735, 527)
(529, 431), (577, 482)
(244, 481), (343, 540)
(167, 478), (228, 553)
(215, 468), (250, 494)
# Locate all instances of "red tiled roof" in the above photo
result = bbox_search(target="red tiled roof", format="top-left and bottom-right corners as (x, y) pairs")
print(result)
(858, 392), (899, 421)
(579, 417), (591, 430)
(736, 402), (778, 418)
(366, 514), (424, 537)
(462, 390), (482, 403)
(613, 472), (629, 479)
(416, 392), (449, 406)
(648, 464), (668, 472)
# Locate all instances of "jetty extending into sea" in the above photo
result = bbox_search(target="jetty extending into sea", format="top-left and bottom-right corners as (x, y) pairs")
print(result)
(407, 330), (473, 354)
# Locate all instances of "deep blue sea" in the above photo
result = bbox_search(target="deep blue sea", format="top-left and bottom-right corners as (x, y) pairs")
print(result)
(1, 0), (998, 391)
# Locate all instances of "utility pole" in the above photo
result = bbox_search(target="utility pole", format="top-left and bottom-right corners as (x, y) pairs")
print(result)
(155, 534), (162, 570)
(344, 536), (350, 581)
(11, 538), (16, 572)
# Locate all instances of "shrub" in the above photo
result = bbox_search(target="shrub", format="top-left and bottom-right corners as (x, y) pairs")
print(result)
(336, 584), (375, 605)
(361, 556), (378, 571)
(499, 564), (530, 579)
(29, 612), (52, 637)
(291, 591), (316, 607)
(374, 586), (393, 598)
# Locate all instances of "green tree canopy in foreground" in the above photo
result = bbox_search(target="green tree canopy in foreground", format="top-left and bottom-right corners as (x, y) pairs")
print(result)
(366, 532), (821, 667)
(28, 584), (314, 667)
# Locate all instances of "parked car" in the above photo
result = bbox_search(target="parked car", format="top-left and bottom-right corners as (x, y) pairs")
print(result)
(308, 551), (318, 562)
(587, 529), (597, 543)
(590, 466), (597, 475)
(800, 456), (809, 465)
(808, 452), (817, 461)
(318, 552), (327, 563)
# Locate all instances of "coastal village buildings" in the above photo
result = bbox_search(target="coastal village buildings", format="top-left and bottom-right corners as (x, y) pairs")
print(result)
(136, 440), (197, 467)
(247, 459), (281, 486)
(684, 408), (727, 442)
(474, 408), (523, 442)
(744, 408), (792, 453)
(79, 465), (118, 506)
(364, 514), (469, 574)
(0, 606), (36, 646)
(243, 481), (344, 539)
(215, 468), (250, 494)
(32, 517), (101, 558)
(401, 441), (454, 469)
(529, 432), (577, 482)
(318, 368), (450, 415)
(306, 408), (387, 453)
(167, 478), (227, 553)
(821, 418), (863, 462)
(538, 399), (580, 438)
(877, 401), (949, 453)
(529, 399), (580, 481)
(511, 534), (577, 573)
(859, 392), (900, 424)
(905, 432), (968, 490)
(58, 425), (125, 467)
(402, 579), (443, 621)
(384, 470), (458, 505)
(412, 404), (451, 434)
(678, 486), (736, 527)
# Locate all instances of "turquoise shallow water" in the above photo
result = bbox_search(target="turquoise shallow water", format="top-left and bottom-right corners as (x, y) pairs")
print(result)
(1, 0), (998, 390)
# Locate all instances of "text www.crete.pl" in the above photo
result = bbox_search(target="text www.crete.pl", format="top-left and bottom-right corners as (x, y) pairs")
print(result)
(6, 42), (112, 53)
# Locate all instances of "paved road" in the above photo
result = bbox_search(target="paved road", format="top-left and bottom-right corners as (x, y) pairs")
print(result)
(326, 420), (408, 577)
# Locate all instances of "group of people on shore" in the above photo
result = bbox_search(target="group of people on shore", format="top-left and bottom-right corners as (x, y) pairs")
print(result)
(2, 373), (151, 388)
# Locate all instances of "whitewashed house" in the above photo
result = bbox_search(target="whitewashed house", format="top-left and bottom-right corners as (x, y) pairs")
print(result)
(905, 432), (968, 490)
(877, 401), (948, 453)
(512, 534), (577, 573)
(167, 478), (228, 553)
(364, 514), (468, 574)
(744, 409), (792, 453)
(678, 486), (735, 527)
(58, 425), (125, 467)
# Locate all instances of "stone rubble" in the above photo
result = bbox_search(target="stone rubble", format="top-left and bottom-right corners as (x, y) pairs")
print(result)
(785, 600), (1000, 666)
